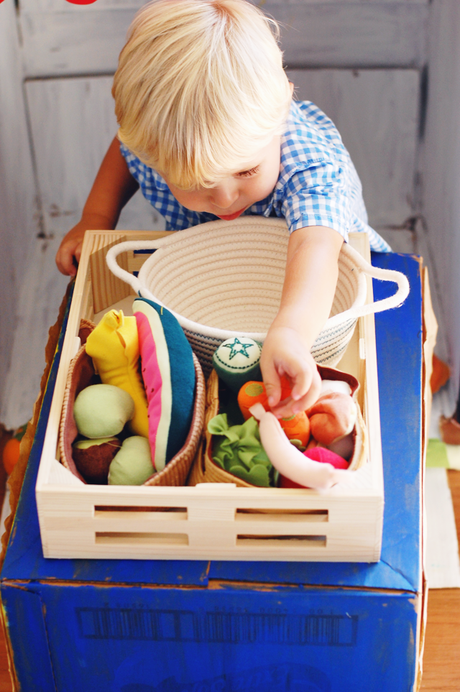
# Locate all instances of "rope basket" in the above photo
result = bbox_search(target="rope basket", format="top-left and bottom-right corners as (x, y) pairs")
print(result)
(106, 217), (409, 373)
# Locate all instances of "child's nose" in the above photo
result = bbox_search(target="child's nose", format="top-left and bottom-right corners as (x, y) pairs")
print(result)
(210, 182), (239, 210)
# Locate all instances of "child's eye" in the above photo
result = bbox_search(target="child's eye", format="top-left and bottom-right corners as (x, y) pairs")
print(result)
(236, 166), (259, 178)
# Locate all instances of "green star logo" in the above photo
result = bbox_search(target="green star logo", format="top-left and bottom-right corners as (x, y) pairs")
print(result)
(222, 337), (256, 360)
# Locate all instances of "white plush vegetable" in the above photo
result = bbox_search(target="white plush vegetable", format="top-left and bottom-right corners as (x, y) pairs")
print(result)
(249, 403), (351, 491)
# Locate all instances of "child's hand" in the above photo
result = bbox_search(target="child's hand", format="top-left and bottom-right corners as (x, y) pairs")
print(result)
(56, 214), (114, 276)
(55, 222), (88, 276)
(260, 325), (322, 418)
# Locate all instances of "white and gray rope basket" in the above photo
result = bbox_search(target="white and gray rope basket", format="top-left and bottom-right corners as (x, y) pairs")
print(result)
(106, 218), (409, 373)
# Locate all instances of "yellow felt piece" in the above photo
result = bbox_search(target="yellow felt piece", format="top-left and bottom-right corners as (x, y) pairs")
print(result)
(85, 310), (149, 437)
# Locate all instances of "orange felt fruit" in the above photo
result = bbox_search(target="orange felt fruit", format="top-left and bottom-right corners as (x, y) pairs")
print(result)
(307, 391), (356, 446)
(237, 381), (267, 420)
(3, 437), (20, 475)
(238, 379), (310, 446)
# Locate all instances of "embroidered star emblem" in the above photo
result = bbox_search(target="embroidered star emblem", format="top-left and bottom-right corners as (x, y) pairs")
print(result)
(222, 337), (256, 360)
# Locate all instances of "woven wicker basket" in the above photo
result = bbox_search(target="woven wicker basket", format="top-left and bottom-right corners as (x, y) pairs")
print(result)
(188, 366), (367, 488)
(106, 217), (409, 373)
(59, 321), (205, 487)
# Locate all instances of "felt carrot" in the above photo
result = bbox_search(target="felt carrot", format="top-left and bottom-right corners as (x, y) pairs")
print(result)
(238, 378), (310, 447)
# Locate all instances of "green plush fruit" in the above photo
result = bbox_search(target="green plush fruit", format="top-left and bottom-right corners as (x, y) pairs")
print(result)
(108, 436), (155, 485)
(73, 384), (135, 439)
(72, 436), (121, 485)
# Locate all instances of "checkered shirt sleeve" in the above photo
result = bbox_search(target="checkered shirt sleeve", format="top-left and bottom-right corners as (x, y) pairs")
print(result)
(267, 101), (391, 252)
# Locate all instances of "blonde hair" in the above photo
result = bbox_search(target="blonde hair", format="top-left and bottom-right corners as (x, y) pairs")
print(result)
(113, 0), (291, 189)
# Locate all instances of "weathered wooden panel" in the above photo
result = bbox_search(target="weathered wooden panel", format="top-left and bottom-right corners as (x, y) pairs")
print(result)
(20, 4), (428, 78)
(420, 0), (460, 384)
(0, 0), (40, 427)
(1, 76), (163, 428)
(287, 68), (420, 229)
(19, 0), (430, 11)
(25, 75), (164, 238)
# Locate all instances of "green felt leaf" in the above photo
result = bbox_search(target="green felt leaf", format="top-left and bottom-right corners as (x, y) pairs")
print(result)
(228, 463), (270, 487)
(209, 413), (275, 486)
(253, 449), (271, 466)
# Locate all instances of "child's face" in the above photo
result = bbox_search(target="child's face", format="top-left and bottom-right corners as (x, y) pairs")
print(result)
(164, 136), (281, 220)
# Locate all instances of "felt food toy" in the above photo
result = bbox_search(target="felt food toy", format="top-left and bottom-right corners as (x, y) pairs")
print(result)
(280, 447), (350, 488)
(238, 379), (310, 447)
(133, 297), (196, 472)
(249, 403), (350, 491)
(73, 384), (135, 438)
(307, 391), (357, 446)
(321, 379), (352, 396)
(108, 436), (155, 485)
(212, 337), (262, 392)
(85, 309), (149, 437)
(72, 436), (121, 485)
(207, 413), (274, 487)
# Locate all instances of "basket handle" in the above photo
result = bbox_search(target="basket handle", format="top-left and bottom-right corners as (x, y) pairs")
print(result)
(106, 238), (410, 327)
(326, 246), (410, 328)
(105, 239), (168, 301)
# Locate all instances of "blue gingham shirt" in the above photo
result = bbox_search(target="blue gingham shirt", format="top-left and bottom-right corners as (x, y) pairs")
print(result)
(120, 100), (390, 252)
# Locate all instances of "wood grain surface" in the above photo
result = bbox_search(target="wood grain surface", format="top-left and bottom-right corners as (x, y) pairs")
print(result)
(420, 469), (460, 691)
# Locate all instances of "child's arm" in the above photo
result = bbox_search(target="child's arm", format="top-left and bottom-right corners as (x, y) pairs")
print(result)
(55, 137), (139, 276)
(260, 225), (344, 417)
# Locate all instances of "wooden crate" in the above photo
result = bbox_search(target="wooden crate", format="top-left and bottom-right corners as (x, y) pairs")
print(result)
(35, 230), (384, 562)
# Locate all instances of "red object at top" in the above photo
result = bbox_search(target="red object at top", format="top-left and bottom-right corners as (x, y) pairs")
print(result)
(66, 0), (98, 5)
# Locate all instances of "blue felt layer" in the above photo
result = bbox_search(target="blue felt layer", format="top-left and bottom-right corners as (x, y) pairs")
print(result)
(0, 252), (422, 593)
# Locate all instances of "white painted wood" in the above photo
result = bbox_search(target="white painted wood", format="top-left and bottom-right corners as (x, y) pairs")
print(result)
(288, 69), (420, 230)
(272, 3), (428, 68)
(25, 76), (164, 239)
(420, 0), (460, 395)
(377, 229), (417, 255)
(19, 4), (428, 78)
(35, 231), (383, 562)
(20, 0), (431, 18)
(20, 0), (143, 10)
(0, 0), (41, 428)
(0, 77), (164, 428)
(18, 0), (430, 14)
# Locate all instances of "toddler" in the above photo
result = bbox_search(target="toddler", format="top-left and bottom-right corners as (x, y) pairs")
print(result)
(55, 0), (390, 417)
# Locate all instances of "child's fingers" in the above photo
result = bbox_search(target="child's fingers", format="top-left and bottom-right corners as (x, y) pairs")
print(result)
(56, 248), (74, 276)
(261, 361), (283, 409)
(291, 366), (322, 412)
(264, 377), (282, 410)
(56, 239), (82, 276)
(268, 360), (322, 418)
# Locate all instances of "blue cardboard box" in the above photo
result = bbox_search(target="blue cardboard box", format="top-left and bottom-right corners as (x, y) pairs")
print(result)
(0, 253), (426, 692)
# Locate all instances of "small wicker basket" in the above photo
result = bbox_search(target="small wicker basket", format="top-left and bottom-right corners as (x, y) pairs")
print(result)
(188, 366), (367, 488)
(106, 217), (409, 373)
(59, 321), (206, 487)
